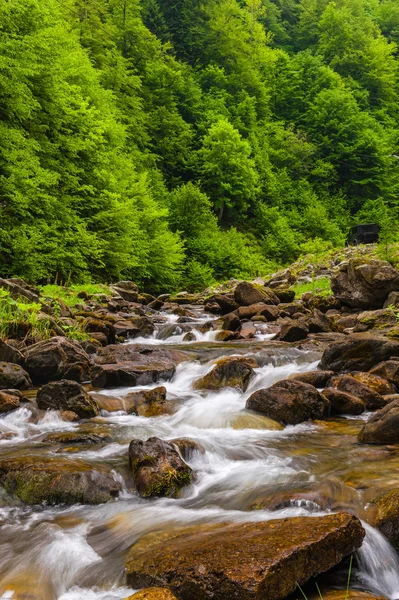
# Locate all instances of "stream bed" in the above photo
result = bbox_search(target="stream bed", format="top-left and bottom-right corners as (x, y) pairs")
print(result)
(1, 309), (399, 600)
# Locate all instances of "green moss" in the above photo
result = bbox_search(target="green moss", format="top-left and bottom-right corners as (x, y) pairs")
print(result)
(144, 468), (192, 498)
(40, 284), (111, 308)
(290, 277), (332, 299)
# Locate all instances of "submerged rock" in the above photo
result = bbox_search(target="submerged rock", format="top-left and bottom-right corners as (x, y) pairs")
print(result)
(0, 390), (22, 413)
(246, 379), (329, 425)
(36, 380), (98, 418)
(371, 488), (399, 551)
(129, 437), (193, 498)
(0, 362), (32, 390)
(331, 259), (399, 309)
(319, 335), (399, 373)
(125, 513), (365, 600)
(358, 398), (399, 444)
(194, 357), (257, 392)
(23, 337), (90, 384)
(0, 457), (120, 504)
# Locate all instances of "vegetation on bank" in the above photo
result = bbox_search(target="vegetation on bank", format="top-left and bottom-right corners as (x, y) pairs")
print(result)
(1, 0), (399, 292)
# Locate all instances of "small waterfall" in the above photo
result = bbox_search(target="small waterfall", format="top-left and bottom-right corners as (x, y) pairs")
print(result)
(356, 522), (399, 599)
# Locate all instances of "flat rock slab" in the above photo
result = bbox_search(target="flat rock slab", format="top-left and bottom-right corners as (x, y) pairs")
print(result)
(126, 513), (365, 600)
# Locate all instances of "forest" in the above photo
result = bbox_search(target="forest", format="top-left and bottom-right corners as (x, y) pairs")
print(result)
(1, 0), (399, 292)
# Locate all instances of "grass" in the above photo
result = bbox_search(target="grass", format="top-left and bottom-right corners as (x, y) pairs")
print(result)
(296, 555), (353, 600)
(40, 283), (111, 307)
(290, 276), (332, 299)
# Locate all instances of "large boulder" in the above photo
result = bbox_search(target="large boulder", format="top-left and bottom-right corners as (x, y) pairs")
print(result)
(0, 457), (120, 504)
(0, 339), (23, 364)
(349, 371), (396, 395)
(246, 379), (329, 425)
(332, 375), (386, 410)
(213, 294), (239, 315)
(0, 390), (22, 413)
(0, 362), (32, 390)
(129, 437), (193, 498)
(358, 398), (399, 444)
(322, 388), (366, 416)
(23, 337), (90, 384)
(370, 360), (399, 388)
(290, 370), (335, 388)
(110, 281), (139, 303)
(371, 488), (399, 550)
(36, 380), (98, 418)
(91, 345), (192, 388)
(331, 259), (399, 309)
(319, 335), (399, 373)
(279, 319), (309, 342)
(125, 513), (364, 600)
(234, 282), (279, 307)
(237, 303), (279, 321)
(194, 357), (257, 392)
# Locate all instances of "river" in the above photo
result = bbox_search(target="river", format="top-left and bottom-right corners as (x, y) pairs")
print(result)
(0, 308), (399, 599)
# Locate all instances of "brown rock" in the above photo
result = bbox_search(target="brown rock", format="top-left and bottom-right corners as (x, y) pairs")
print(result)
(358, 398), (399, 444)
(125, 513), (365, 600)
(307, 309), (332, 333)
(238, 304), (279, 321)
(322, 388), (366, 416)
(372, 488), (399, 550)
(0, 390), (22, 413)
(370, 360), (399, 388)
(290, 370), (335, 388)
(23, 337), (90, 384)
(129, 437), (193, 498)
(83, 317), (116, 344)
(0, 362), (32, 390)
(124, 589), (178, 600)
(170, 438), (206, 460)
(246, 379), (329, 425)
(110, 281), (139, 303)
(36, 380), (98, 418)
(332, 375), (386, 410)
(349, 372), (396, 395)
(331, 259), (399, 309)
(215, 330), (240, 342)
(307, 590), (388, 600)
(124, 387), (176, 417)
(222, 312), (241, 331)
(239, 321), (256, 339)
(279, 320), (309, 342)
(194, 357), (257, 392)
(319, 335), (399, 373)
(234, 282), (279, 307)
(0, 339), (23, 364)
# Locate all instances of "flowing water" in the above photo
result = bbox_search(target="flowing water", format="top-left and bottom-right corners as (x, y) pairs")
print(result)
(1, 309), (399, 599)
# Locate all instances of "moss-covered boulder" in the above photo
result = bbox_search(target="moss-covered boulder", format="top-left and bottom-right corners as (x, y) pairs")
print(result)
(125, 513), (365, 600)
(124, 589), (178, 600)
(246, 379), (330, 425)
(234, 281), (279, 307)
(23, 336), (90, 384)
(358, 398), (399, 444)
(0, 362), (32, 390)
(0, 457), (120, 504)
(319, 335), (399, 373)
(349, 372), (396, 395)
(129, 437), (193, 498)
(193, 357), (257, 392)
(371, 488), (399, 550)
(36, 380), (99, 418)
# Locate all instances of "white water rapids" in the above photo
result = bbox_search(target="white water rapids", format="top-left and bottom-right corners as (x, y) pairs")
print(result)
(0, 312), (398, 600)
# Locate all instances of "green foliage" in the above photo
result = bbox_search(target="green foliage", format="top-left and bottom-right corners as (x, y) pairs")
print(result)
(1, 0), (399, 289)
(290, 276), (332, 299)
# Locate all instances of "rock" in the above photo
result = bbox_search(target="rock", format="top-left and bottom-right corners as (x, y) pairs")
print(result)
(0, 457), (120, 504)
(370, 360), (399, 388)
(0, 339), (23, 364)
(124, 387), (176, 417)
(124, 589), (178, 600)
(83, 317), (116, 344)
(384, 290), (399, 308)
(237, 304), (279, 321)
(89, 332), (108, 347)
(308, 591), (387, 600)
(246, 379), (329, 425)
(43, 432), (111, 445)
(111, 281), (139, 302)
(354, 309), (397, 332)
(349, 372), (396, 395)
(222, 312), (241, 331)
(331, 259), (399, 309)
(0, 277), (39, 302)
(59, 410), (80, 422)
(319, 335), (399, 373)
(239, 321), (256, 339)
(322, 388), (366, 416)
(36, 380), (98, 418)
(194, 357), (257, 392)
(372, 488), (399, 550)
(332, 375), (386, 410)
(234, 282), (279, 307)
(290, 370), (335, 388)
(213, 294), (239, 314)
(358, 398), (399, 444)
(0, 363), (32, 390)
(214, 330), (240, 342)
(128, 437), (193, 498)
(274, 288), (296, 303)
(279, 319), (309, 342)
(170, 438), (205, 460)
(0, 390), (22, 413)
(23, 337), (90, 384)
(307, 309), (331, 334)
(125, 513), (365, 600)
(91, 345), (191, 388)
